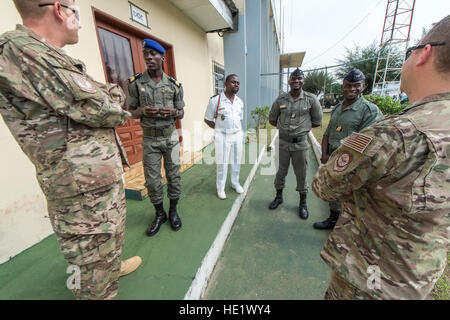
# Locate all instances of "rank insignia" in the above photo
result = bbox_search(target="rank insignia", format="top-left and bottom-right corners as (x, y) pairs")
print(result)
(334, 150), (353, 172)
(336, 126), (342, 132)
(221, 114), (226, 121)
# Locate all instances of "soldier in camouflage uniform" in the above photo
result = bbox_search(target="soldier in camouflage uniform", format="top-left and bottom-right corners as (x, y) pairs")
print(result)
(268, 68), (322, 219)
(313, 69), (383, 230)
(312, 15), (450, 299)
(128, 39), (184, 237)
(0, 0), (142, 300)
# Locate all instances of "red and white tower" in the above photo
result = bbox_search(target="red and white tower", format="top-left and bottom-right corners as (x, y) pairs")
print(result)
(372, 0), (416, 96)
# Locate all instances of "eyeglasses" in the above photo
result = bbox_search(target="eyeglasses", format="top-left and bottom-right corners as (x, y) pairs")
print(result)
(405, 41), (446, 60)
(39, 2), (80, 21)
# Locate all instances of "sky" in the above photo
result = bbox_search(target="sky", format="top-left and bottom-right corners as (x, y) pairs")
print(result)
(272, 0), (450, 72)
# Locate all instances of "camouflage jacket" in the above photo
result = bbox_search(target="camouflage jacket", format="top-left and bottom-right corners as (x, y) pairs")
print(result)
(312, 92), (450, 299)
(0, 25), (131, 200)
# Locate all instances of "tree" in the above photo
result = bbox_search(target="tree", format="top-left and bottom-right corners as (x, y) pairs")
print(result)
(303, 70), (334, 95)
(335, 42), (403, 94)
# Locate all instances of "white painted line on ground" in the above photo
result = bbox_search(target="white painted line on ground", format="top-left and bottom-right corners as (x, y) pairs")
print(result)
(184, 132), (279, 300)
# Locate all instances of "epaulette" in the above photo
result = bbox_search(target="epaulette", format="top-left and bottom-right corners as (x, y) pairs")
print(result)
(128, 73), (142, 83)
(210, 94), (219, 100)
(169, 76), (181, 88)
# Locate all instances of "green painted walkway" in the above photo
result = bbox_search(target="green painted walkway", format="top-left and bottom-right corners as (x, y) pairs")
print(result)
(204, 149), (331, 299)
(0, 141), (332, 300)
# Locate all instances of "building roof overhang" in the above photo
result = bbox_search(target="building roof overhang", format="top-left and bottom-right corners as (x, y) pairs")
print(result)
(280, 52), (306, 69)
(168, 0), (238, 32)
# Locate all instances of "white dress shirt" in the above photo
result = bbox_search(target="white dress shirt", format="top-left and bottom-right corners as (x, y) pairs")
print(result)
(204, 92), (244, 134)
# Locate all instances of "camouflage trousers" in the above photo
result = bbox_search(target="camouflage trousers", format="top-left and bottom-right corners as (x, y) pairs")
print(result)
(47, 181), (126, 300)
(142, 132), (181, 205)
(324, 271), (376, 300)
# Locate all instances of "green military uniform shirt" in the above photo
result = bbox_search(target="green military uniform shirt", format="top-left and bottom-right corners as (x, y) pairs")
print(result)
(312, 92), (450, 299)
(269, 90), (323, 151)
(325, 96), (382, 151)
(0, 25), (131, 201)
(127, 71), (184, 128)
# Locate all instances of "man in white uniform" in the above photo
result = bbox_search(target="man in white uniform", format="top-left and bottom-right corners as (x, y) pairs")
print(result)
(204, 74), (245, 199)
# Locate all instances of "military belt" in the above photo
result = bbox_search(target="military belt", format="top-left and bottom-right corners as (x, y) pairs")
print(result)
(279, 134), (307, 143)
(142, 125), (175, 137)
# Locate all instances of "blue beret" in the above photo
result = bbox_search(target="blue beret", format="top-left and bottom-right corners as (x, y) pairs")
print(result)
(290, 68), (304, 77)
(344, 69), (365, 82)
(142, 39), (165, 54)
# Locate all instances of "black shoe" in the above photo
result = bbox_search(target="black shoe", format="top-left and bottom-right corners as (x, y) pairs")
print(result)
(299, 193), (309, 220)
(169, 199), (182, 231)
(269, 189), (283, 210)
(146, 203), (167, 237)
(313, 210), (340, 230)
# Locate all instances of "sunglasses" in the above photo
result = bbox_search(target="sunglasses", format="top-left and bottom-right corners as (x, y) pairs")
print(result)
(39, 2), (80, 21)
(405, 41), (446, 60)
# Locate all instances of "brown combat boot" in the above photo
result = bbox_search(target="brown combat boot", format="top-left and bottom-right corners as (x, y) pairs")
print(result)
(119, 256), (142, 277)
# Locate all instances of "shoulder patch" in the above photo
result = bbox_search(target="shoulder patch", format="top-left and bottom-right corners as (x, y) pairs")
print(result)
(169, 77), (181, 87)
(334, 150), (353, 172)
(341, 132), (373, 154)
(128, 73), (142, 83)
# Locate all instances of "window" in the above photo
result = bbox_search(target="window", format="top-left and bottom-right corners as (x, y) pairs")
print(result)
(213, 61), (225, 95)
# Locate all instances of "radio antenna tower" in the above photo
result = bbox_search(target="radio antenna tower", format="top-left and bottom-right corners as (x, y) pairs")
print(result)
(372, 0), (416, 96)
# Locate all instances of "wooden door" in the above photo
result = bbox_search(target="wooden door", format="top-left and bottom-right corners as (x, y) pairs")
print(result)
(93, 8), (181, 165)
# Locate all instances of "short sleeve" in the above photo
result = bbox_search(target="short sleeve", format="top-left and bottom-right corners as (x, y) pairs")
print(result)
(204, 95), (218, 121)
(269, 98), (280, 122)
(309, 95), (323, 126)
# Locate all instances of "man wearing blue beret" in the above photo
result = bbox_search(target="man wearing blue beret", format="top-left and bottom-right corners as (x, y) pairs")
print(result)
(128, 39), (185, 237)
(313, 69), (382, 230)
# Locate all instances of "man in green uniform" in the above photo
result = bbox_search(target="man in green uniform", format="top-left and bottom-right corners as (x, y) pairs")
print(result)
(0, 0), (142, 300)
(268, 68), (322, 219)
(128, 39), (184, 237)
(313, 69), (383, 230)
(312, 15), (450, 299)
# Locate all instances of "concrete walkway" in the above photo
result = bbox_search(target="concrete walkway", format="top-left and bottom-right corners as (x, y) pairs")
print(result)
(0, 140), (332, 300)
(204, 149), (331, 299)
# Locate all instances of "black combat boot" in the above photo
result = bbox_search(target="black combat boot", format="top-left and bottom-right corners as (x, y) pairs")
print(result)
(146, 203), (167, 237)
(299, 193), (309, 220)
(169, 199), (182, 231)
(269, 189), (283, 210)
(313, 210), (340, 230)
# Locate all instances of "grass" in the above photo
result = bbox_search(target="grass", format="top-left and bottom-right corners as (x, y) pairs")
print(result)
(431, 252), (450, 300)
(311, 112), (331, 143)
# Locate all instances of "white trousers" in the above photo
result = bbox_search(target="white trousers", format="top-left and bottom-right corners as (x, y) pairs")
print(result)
(214, 130), (243, 192)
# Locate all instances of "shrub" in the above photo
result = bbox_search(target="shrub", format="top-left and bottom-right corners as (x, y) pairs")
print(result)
(250, 106), (270, 129)
(364, 94), (407, 115)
